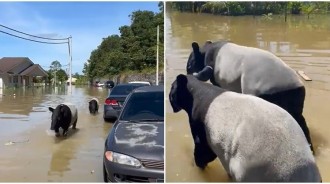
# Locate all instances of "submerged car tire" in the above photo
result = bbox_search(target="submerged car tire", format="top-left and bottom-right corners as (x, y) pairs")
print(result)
(104, 117), (116, 123)
(103, 163), (108, 183)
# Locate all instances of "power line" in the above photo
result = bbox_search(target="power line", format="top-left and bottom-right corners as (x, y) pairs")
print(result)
(0, 24), (69, 40)
(0, 30), (68, 44)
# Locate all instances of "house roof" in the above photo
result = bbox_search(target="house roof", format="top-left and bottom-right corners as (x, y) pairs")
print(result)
(0, 57), (33, 73)
(0, 57), (48, 77)
(20, 64), (48, 77)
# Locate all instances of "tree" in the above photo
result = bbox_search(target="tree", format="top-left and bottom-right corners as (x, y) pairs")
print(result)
(84, 8), (164, 81)
(73, 72), (80, 78)
(50, 60), (62, 71)
(56, 69), (68, 83)
(301, 2), (329, 19)
(158, 1), (164, 13)
(169, 2), (330, 17)
(48, 60), (67, 85)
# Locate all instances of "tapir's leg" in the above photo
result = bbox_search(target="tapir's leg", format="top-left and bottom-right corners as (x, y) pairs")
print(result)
(63, 129), (68, 137)
(194, 140), (217, 169)
(292, 113), (314, 153)
(189, 120), (217, 169)
(55, 128), (60, 137)
(193, 66), (214, 82)
(72, 118), (77, 129)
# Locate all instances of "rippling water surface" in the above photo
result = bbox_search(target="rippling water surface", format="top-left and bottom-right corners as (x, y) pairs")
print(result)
(0, 86), (112, 182)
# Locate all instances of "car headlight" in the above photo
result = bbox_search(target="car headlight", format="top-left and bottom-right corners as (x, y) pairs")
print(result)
(105, 151), (141, 167)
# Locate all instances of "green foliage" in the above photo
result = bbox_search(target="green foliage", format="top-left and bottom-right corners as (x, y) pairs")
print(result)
(301, 2), (330, 18)
(169, 1), (330, 16)
(56, 69), (68, 83)
(71, 72), (88, 85)
(47, 69), (68, 85)
(84, 7), (164, 81)
(289, 2), (303, 14)
(47, 60), (68, 85)
(50, 60), (61, 70)
(201, 2), (226, 14)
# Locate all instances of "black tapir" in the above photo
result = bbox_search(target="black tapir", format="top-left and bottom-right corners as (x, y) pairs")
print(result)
(49, 103), (78, 137)
(169, 74), (321, 182)
(186, 40), (314, 153)
(89, 98), (99, 114)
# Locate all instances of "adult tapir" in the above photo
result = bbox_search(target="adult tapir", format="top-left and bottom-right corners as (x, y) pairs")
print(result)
(186, 40), (314, 153)
(169, 74), (321, 182)
(49, 103), (78, 137)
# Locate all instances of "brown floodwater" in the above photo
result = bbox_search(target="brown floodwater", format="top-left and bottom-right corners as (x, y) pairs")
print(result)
(0, 86), (112, 182)
(165, 10), (330, 182)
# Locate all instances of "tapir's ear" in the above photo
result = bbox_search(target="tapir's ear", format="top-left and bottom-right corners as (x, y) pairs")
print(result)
(48, 107), (54, 112)
(192, 41), (200, 53)
(205, 40), (212, 44)
(177, 74), (188, 86)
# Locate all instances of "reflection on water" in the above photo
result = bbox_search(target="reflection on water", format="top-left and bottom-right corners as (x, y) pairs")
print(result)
(166, 10), (330, 182)
(48, 129), (80, 178)
(0, 85), (112, 182)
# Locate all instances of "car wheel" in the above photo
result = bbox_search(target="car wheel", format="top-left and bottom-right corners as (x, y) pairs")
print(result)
(103, 163), (108, 183)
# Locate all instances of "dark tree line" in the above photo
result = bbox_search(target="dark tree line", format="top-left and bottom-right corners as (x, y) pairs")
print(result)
(168, 2), (330, 17)
(83, 2), (164, 81)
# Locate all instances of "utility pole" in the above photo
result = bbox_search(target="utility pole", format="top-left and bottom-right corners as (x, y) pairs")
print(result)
(67, 36), (72, 94)
(156, 25), (159, 86)
(70, 36), (73, 94)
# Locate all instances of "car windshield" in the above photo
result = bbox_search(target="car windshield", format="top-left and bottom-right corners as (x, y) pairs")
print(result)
(120, 91), (164, 121)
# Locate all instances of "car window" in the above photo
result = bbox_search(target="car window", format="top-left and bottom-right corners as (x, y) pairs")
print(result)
(120, 91), (164, 121)
(110, 86), (133, 95)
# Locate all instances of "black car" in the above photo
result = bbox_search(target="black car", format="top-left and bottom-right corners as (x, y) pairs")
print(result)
(103, 85), (164, 182)
(103, 83), (149, 121)
(105, 80), (115, 88)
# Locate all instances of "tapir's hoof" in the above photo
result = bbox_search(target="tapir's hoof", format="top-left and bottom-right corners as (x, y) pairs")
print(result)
(55, 133), (60, 137)
(195, 160), (207, 170)
(63, 132), (68, 137)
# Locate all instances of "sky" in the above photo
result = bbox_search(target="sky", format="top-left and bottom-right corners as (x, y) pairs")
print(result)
(0, 1), (160, 74)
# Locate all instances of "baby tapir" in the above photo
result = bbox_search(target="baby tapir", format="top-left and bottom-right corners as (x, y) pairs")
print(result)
(89, 98), (99, 114)
(48, 103), (78, 137)
(169, 74), (321, 182)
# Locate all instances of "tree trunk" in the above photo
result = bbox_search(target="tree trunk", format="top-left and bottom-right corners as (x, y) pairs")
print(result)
(252, 2), (256, 18)
(284, 3), (287, 22)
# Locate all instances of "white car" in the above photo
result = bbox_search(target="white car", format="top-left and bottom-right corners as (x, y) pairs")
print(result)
(128, 81), (151, 86)
(95, 81), (105, 87)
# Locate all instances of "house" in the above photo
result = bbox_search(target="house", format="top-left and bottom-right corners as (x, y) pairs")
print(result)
(66, 77), (77, 85)
(0, 57), (48, 88)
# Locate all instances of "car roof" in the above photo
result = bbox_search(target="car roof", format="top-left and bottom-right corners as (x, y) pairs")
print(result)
(114, 83), (146, 87)
(132, 85), (164, 93)
(129, 81), (150, 84)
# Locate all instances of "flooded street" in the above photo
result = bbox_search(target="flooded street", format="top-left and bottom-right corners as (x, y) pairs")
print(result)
(165, 11), (330, 182)
(0, 86), (112, 182)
